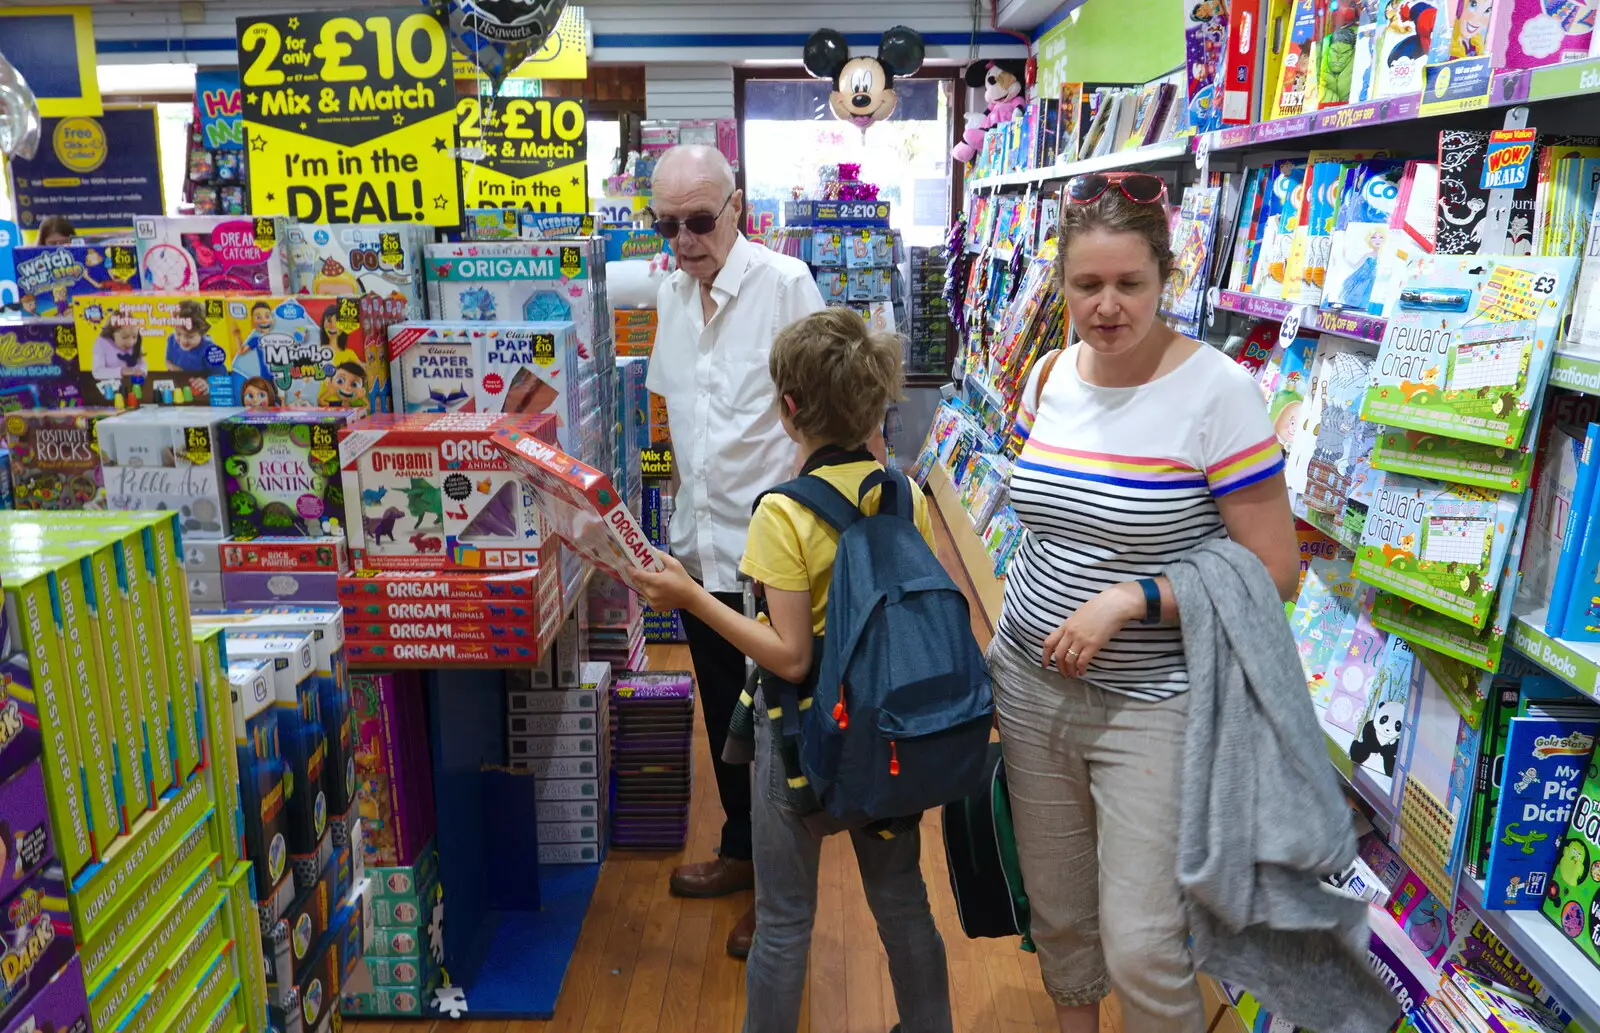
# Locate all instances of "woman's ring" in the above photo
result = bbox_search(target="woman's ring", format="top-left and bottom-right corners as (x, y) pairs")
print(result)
(1066, 648), (1080, 657)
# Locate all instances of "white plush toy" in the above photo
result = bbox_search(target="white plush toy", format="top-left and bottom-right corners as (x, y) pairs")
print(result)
(607, 252), (675, 309)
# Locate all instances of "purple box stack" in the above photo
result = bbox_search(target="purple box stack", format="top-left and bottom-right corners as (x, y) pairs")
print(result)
(351, 671), (437, 870)
(608, 671), (694, 850)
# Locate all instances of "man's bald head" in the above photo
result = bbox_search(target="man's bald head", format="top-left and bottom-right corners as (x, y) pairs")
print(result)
(651, 144), (743, 288)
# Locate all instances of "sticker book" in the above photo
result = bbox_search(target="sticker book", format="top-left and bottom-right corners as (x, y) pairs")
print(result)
(73, 294), (247, 407)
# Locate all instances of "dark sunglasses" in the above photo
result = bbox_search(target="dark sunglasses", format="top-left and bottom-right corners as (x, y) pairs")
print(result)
(1065, 172), (1168, 206)
(653, 191), (735, 239)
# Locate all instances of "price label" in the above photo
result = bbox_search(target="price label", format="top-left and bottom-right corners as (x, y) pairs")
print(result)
(1195, 133), (1212, 170)
(1279, 309), (1302, 344)
(458, 93), (589, 212)
(237, 8), (462, 225)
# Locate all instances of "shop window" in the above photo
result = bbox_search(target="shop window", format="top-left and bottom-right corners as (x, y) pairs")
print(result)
(741, 77), (954, 248)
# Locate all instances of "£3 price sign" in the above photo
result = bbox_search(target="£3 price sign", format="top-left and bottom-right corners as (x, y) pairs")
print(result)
(237, 8), (464, 226)
(456, 94), (588, 212)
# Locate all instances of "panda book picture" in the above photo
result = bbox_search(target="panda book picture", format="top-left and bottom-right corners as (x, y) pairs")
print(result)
(1343, 636), (1415, 792)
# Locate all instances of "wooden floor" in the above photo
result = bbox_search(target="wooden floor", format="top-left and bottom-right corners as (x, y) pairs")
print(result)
(346, 513), (1126, 1033)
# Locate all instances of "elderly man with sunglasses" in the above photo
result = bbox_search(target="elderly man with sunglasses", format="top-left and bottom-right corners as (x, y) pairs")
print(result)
(644, 144), (826, 959)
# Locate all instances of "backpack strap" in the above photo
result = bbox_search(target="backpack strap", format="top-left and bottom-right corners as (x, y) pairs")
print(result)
(856, 468), (916, 522)
(756, 475), (863, 534)
(1032, 348), (1064, 412)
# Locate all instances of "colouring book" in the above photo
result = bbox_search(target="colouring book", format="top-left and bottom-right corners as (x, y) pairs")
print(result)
(1542, 755), (1600, 968)
(1298, 335), (1381, 515)
(1436, 130), (1539, 256)
(1355, 471), (1522, 627)
(1290, 554), (1363, 699)
(1324, 161), (1407, 313)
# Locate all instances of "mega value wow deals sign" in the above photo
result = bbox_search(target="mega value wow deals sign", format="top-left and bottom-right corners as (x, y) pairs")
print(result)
(237, 8), (463, 226)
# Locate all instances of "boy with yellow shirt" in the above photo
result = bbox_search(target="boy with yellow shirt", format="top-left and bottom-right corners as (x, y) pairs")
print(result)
(635, 308), (951, 1033)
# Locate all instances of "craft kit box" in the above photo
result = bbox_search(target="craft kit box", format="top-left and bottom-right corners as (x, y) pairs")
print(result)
(133, 215), (293, 294)
(220, 537), (348, 574)
(338, 411), (557, 571)
(387, 323), (477, 415)
(3, 955), (91, 1033)
(224, 570), (341, 608)
(229, 295), (389, 413)
(286, 222), (428, 320)
(73, 294), (247, 407)
(220, 409), (358, 539)
(345, 639), (538, 664)
(97, 406), (242, 537)
(422, 240), (612, 360)
(3, 408), (111, 510)
(0, 320), (88, 411)
(12, 243), (139, 318)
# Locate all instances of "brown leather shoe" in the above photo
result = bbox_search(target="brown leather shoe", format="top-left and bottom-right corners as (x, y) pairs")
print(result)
(669, 857), (754, 899)
(726, 904), (755, 959)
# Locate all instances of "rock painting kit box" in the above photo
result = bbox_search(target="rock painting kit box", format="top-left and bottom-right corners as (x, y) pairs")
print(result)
(286, 221), (429, 320)
(11, 243), (139, 318)
(229, 295), (390, 413)
(2, 408), (111, 510)
(0, 320), (88, 412)
(73, 294), (246, 407)
(133, 215), (293, 294)
(96, 406), (242, 538)
(338, 411), (557, 571)
(220, 409), (358, 540)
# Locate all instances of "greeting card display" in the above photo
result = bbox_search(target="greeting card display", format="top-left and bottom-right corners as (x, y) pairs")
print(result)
(73, 294), (247, 407)
(1354, 471), (1522, 628)
(286, 222), (429, 320)
(12, 244), (139, 317)
(0, 320), (87, 411)
(491, 428), (662, 591)
(230, 295), (382, 412)
(338, 412), (557, 571)
(133, 215), (293, 293)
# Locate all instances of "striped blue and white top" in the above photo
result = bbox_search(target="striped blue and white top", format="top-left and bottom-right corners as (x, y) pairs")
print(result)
(997, 344), (1285, 700)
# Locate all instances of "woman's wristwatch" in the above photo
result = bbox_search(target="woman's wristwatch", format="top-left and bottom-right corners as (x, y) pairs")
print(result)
(1136, 578), (1162, 625)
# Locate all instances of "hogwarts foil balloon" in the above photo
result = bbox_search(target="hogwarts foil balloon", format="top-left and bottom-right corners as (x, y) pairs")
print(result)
(802, 27), (926, 129)
(435, 0), (569, 89)
(0, 49), (41, 161)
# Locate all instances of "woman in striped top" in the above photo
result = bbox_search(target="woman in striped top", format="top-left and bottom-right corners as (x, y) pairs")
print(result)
(989, 173), (1299, 1033)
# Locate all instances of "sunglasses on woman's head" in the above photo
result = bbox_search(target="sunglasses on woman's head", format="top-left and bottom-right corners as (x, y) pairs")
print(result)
(1065, 172), (1168, 205)
(652, 191), (735, 239)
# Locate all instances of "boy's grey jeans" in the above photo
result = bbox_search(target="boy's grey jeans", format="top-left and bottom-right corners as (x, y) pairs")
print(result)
(741, 707), (954, 1033)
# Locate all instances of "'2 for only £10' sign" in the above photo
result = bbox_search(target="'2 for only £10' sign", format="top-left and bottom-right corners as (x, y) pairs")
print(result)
(237, 9), (464, 226)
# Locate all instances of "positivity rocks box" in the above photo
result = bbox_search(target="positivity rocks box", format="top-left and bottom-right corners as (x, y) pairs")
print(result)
(338, 412), (557, 571)
(133, 216), (293, 294)
(3, 408), (111, 510)
(221, 409), (358, 539)
(73, 294), (246, 408)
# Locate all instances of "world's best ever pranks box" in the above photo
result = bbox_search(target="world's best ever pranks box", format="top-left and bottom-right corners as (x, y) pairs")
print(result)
(73, 294), (246, 408)
(221, 410), (358, 540)
(338, 412), (556, 571)
(230, 296), (389, 414)
(133, 216), (293, 294)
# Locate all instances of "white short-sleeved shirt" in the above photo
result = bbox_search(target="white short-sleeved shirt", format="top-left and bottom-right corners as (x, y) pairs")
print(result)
(997, 344), (1285, 700)
(645, 235), (826, 592)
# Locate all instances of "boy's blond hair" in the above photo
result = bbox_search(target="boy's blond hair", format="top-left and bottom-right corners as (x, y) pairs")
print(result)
(769, 308), (903, 448)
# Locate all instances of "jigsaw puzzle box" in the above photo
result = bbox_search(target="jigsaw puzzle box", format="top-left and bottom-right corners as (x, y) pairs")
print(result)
(338, 412), (559, 571)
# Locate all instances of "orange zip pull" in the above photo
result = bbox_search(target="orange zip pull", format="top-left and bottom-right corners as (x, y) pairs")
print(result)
(833, 685), (849, 729)
(889, 741), (900, 776)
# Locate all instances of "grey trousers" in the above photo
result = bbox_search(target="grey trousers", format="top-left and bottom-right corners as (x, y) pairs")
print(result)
(988, 635), (1207, 1033)
(741, 710), (954, 1033)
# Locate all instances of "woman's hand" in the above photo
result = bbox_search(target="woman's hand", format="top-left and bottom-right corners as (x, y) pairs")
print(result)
(632, 550), (704, 613)
(1043, 582), (1143, 678)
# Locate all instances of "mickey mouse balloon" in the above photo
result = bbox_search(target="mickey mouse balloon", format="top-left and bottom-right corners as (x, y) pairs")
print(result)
(434, 0), (569, 90)
(803, 27), (926, 130)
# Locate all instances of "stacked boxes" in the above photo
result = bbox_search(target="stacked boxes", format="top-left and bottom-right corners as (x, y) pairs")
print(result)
(338, 411), (558, 573)
(342, 841), (443, 1016)
(587, 574), (646, 673)
(219, 537), (347, 608)
(608, 671), (694, 851)
(337, 566), (562, 664)
(908, 245), (952, 375)
(0, 319), (88, 410)
(613, 309), (657, 358)
(506, 661), (611, 864)
(349, 672), (435, 870)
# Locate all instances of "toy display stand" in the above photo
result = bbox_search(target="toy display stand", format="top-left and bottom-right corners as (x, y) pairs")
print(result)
(354, 569), (601, 1020)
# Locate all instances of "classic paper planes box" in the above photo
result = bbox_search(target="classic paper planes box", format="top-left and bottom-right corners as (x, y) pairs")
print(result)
(286, 222), (428, 320)
(220, 409), (359, 540)
(132, 215), (293, 294)
(338, 412), (558, 571)
(490, 428), (662, 591)
(386, 323), (479, 416)
(72, 294), (247, 407)
(0, 320), (88, 413)
(228, 295), (386, 413)
(12, 244), (139, 318)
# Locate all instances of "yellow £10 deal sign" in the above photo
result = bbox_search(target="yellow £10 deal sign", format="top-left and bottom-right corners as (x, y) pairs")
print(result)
(237, 8), (463, 226)
(457, 94), (588, 212)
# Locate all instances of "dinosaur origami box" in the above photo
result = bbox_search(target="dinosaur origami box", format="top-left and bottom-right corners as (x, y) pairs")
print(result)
(338, 412), (558, 571)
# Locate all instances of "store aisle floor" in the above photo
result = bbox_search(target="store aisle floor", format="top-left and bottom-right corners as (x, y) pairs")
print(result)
(346, 513), (1123, 1033)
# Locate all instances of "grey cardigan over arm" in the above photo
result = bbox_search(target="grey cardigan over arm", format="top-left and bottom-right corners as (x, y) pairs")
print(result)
(1167, 539), (1401, 1033)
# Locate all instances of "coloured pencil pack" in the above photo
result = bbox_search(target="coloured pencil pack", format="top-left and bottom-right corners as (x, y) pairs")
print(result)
(73, 294), (247, 407)
(133, 215), (293, 293)
(11, 244), (138, 318)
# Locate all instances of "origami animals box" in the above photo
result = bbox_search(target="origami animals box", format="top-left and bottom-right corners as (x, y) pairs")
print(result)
(339, 412), (558, 571)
